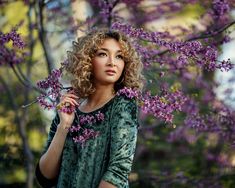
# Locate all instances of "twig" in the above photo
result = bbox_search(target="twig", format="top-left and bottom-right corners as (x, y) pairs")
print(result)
(10, 64), (30, 88)
(11, 64), (46, 94)
(21, 99), (38, 108)
(37, 0), (55, 74)
(188, 20), (235, 41)
(152, 20), (235, 57)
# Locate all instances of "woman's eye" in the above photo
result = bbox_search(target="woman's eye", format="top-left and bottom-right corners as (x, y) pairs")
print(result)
(97, 52), (106, 57)
(116, 55), (124, 59)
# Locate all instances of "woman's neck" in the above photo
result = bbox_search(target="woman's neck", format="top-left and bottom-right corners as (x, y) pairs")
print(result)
(80, 85), (115, 111)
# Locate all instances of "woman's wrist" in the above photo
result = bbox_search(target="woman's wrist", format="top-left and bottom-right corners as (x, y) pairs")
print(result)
(57, 123), (71, 135)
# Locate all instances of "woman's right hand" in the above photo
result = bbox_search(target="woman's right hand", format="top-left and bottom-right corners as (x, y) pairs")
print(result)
(56, 93), (79, 131)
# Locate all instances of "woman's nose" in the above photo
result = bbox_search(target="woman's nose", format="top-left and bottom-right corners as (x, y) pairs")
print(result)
(108, 56), (116, 67)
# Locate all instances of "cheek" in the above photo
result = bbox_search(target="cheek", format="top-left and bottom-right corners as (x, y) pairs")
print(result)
(92, 58), (106, 68)
(91, 60), (101, 74)
(119, 62), (125, 74)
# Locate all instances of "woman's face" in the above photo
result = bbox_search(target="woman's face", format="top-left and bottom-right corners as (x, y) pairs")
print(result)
(91, 38), (125, 87)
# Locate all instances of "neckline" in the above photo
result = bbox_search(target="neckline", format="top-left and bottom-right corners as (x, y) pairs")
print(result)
(76, 95), (117, 114)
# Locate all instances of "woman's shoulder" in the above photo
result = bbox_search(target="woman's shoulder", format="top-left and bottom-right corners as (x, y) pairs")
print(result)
(112, 94), (138, 114)
(114, 94), (137, 105)
(111, 93), (140, 127)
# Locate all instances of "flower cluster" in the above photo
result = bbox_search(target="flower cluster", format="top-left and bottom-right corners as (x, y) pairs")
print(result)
(68, 111), (105, 146)
(36, 68), (63, 110)
(140, 90), (187, 123)
(183, 103), (235, 144)
(133, 42), (161, 68)
(184, 114), (208, 131)
(167, 126), (198, 144)
(0, 28), (26, 66)
(212, 0), (230, 19)
(58, 104), (76, 114)
(79, 111), (105, 125)
(216, 59), (234, 72)
(117, 87), (140, 99)
(169, 99), (235, 146)
(112, 22), (232, 72)
(72, 128), (100, 147)
(0, 28), (25, 48)
(117, 86), (187, 123)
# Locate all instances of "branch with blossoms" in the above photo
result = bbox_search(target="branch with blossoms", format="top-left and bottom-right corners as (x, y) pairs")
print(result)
(32, 0), (235, 130)
(111, 22), (234, 72)
(34, 70), (188, 126)
(1, 23), (186, 123)
(0, 27), (50, 95)
(117, 87), (187, 124)
(87, 0), (235, 73)
(35, 67), (68, 110)
(0, 26), (26, 66)
(0, 26), (72, 110)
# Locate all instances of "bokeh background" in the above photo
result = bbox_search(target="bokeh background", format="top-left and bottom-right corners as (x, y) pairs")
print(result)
(1, 0), (235, 188)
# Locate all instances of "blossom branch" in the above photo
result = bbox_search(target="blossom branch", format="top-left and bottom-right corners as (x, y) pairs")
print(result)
(157, 20), (235, 56)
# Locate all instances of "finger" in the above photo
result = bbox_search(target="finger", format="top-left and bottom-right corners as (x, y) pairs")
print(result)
(63, 93), (79, 98)
(62, 97), (80, 105)
(64, 97), (79, 105)
(63, 98), (79, 106)
(60, 95), (65, 101)
(60, 95), (79, 104)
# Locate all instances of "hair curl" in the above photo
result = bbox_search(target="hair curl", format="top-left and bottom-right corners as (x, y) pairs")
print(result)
(65, 28), (145, 98)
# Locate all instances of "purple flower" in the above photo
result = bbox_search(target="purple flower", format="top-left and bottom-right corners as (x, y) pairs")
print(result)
(79, 115), (96, 125)
(37, 69), (62, 90)
(73, 135), (86, 147)
(95, 111), (105, 121)
(78, 111), (105, 125)
(69, 125), (81, 132)
(72, 128), (100, 147)
(37, 95), (55, 110)
(112, 22), (231, 73)
(0, 28), (25, 48)
(0, 27), (26, 66)
(216, 59), (234, 72)
(36, 68), (63, 110)
(212, 0), (230, 18)
(117, 87), (140, 99)
(59, 105), (76, 114)
(139, 89), (187, 123)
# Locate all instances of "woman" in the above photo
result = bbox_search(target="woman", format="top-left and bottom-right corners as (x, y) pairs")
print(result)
(35, 28), (144, 188)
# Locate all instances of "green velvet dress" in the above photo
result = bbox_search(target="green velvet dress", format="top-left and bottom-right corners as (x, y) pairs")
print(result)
(38, 95), (139, 188)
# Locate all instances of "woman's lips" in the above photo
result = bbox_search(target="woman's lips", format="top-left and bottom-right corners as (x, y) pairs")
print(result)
(105, 70), (116, 75)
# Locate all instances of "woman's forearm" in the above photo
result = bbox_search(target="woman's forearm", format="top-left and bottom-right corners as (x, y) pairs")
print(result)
(39, 124), (69, 179)
(99, 180), (117, 188)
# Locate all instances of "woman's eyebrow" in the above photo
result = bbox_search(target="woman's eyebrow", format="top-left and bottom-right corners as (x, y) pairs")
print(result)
(99, 48), (122, 53)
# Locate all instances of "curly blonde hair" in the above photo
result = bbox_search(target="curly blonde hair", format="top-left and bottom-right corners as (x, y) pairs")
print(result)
(65, 28), (145, 98)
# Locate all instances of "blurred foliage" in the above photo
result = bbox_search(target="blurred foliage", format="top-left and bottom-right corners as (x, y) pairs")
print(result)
(0, 1), (235, 188)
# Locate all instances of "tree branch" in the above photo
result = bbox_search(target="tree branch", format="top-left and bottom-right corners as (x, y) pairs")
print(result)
(0, 74), (34, 188)
(10, 64), (46, 94)
(37, 0), (55, 74)
(154, 20), (235, 57)
(188, 20), (235, 41)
